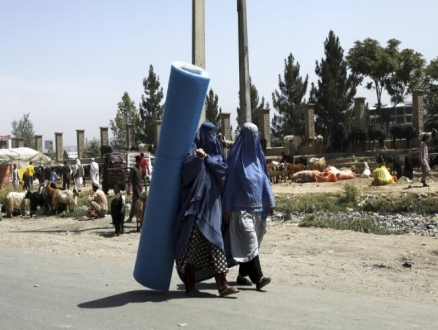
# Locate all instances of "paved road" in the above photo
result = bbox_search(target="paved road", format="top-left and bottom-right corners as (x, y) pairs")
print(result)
(1, 248), (437, 330)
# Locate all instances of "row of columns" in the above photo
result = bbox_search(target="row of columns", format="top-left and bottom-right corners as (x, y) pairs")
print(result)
(33, 127), (110, 162)
(26, 89), (426, 162)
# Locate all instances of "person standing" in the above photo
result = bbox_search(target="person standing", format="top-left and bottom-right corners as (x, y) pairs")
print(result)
(174, 121), (238, 297)
(420, 134), (430, 187)
(12, 164), (19, 188)
(222, 122), (275, 291)
(74, 159), (84, 192)
(127, 155), (143, 223)
(50, 168), (58, 185)
(87, 182), (108, 217)
(90, 158), (99, 187)
(25, 161), (35, 189)
(140, 152), (148, 186)
(62, 161), (71, 190)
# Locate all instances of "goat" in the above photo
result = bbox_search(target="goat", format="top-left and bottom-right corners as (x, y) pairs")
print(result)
(111, 193), (126, 235)
(44, 183), (77, 214)
(25, 187), (48, 217)
(134, 190), (148, 232)
(5, 192), (27, 218)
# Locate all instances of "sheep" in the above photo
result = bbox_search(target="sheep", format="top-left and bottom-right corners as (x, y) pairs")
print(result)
(134, 190), (148, 232)
(111, 192), (126, 236)
(5, 192), (27, 218)
(44, 183), (77, 214)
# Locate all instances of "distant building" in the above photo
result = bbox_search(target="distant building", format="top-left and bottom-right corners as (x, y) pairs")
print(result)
(369, 102), (414, 129)
(0, 135), (11, 149)
(44, 140), (53, 151)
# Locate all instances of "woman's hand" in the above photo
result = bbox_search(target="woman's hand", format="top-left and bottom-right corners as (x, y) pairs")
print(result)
(195, 148), (207, 158)
(268, 208), (275, 216)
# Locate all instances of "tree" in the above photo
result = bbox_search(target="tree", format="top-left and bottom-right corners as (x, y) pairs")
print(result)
(422, 57), (438, 121)
(236, 77), (269, 130)
(271, 53), (308, 139)
(346, 38), (400, 131)
(83, 139), (100, 158)
(139, 65), (164, 144)
(311, 31), (357, 140)
(47, 142), (55, 160)
(205, 88), (222, 128)
(11, 113), (35, 148)
(109, 92), (142, 151)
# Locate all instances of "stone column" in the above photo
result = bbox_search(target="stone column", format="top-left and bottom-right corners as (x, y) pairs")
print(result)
(237, 0), (251, 125)
(55, 132), (63, 162)
(99, 127), (109, 146)
(412, 90), (424, 134)
(35, 135), (43, 152)
(304, 103), (315, 143)
(192, 0), (206, 126)
(155, 120), (162, 147)
(220, 113), (232, 141)
(126, 124), (134, 150)
(17, 138), (25, 148)
(354, 97), (366, 130)
(76, 130), (85, 160)
(258, 108), (271, 147)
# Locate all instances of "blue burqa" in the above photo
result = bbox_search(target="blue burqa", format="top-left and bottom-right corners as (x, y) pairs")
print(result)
(221, 122), (275, 218)
(173, 122), (227, 282)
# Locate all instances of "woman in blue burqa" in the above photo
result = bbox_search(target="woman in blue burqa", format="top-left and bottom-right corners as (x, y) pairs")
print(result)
(174, 121), (239, 297)
(222, 122), (275, 291)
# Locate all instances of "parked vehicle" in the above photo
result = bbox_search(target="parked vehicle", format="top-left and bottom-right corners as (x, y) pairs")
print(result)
(101, 152), (130, 195)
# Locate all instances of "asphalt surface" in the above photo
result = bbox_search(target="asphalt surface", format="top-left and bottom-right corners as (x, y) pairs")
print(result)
(1, 248), (437, 330)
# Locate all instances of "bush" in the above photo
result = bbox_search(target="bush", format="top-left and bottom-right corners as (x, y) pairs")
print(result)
(341, 182), (359, 205)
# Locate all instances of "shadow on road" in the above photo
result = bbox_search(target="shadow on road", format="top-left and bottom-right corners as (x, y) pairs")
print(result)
(78, 289), (219, 308)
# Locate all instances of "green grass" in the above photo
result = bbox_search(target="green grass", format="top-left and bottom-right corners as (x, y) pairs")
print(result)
(298, 213), (401, 235)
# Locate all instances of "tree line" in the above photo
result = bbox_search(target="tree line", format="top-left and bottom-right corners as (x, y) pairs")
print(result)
(11, 30), (438, 152)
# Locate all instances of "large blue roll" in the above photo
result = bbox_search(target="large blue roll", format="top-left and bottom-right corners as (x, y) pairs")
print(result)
(133, 62), (210, 291)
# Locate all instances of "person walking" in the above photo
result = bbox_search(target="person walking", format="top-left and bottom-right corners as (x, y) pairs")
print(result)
(126, 155), (143, 223)
(221, 122), (275, 291)
(73, 159), (84, 192)
(12, 164), (19, 188)
(90, 158), (99, 187)
(420, 134), (430, 187)
(174, 121), (238, 297)
(62, 161), (71, 190)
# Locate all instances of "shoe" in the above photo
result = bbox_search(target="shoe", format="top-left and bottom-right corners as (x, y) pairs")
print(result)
(236, 275), (253, 286)
(423, 183), (429, 187)
(219, 286), (239, 297)
(126, 218), (133, 223)
(256, 277), (271, 291)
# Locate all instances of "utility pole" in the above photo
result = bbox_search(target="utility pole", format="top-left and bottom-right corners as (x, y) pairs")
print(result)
(237, 0), (251, 126)
(192, 0), (206, 125)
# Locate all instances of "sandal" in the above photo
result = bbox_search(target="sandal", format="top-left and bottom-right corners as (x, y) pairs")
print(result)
(236, 275), (253, 286)
(256, 277), (271, 291)
(219, 286), (240, 297)
(185, 289), (203, 297)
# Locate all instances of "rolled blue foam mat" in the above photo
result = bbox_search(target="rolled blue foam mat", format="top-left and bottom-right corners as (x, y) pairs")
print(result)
(133, 62), (210, 291)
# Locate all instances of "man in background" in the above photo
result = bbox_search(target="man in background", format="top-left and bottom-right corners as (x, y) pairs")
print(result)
(140, 152), (148, 187)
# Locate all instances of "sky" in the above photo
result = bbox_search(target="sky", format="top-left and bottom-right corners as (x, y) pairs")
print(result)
(1, 0), (438, 146)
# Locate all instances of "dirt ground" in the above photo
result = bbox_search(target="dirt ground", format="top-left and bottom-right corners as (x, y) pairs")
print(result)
(1, 177), (438, 306)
